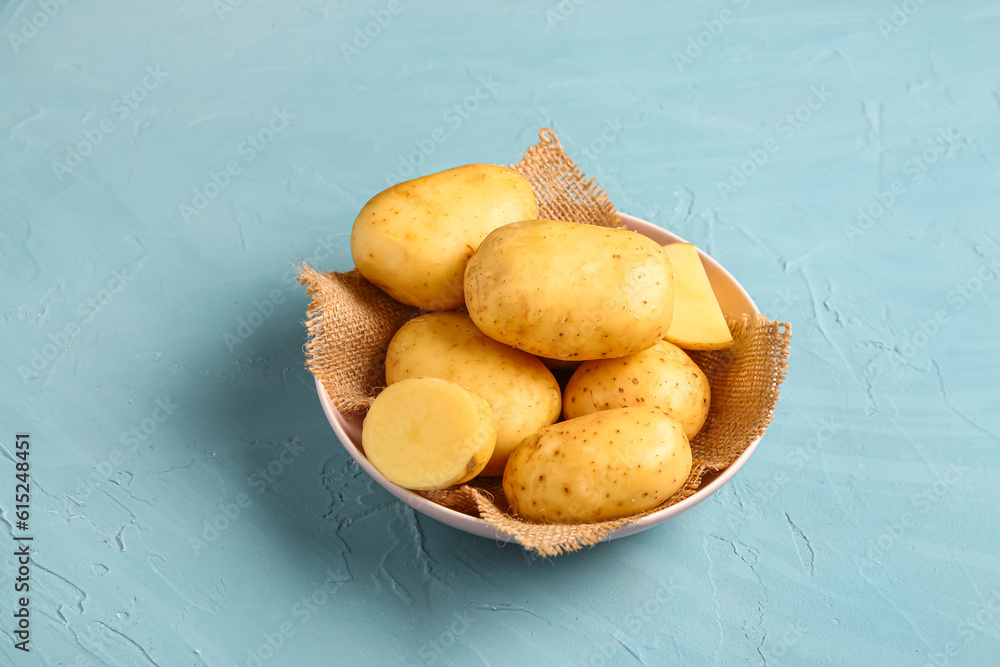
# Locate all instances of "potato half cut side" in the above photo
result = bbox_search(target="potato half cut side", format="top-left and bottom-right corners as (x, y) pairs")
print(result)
(362, 377), (497, 490)
(662, 242), (734, 351)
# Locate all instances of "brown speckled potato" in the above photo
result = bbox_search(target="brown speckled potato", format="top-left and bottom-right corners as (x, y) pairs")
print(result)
(385, 311), (562, 476)
(563, 340), (711, 440)
(464, 220), (674, 360)
(350, 164), (537, 310)
(362, 377), (496, 490)
(502, 407), (692, 523)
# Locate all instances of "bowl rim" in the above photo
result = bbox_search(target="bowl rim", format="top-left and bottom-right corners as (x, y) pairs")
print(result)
(315, 212), (763, 544)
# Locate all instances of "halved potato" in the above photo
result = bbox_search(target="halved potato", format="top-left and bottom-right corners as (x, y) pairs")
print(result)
(362, 377), (496, 490)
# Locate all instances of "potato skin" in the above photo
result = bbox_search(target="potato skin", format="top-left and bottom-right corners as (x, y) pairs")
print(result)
(385, 311), (562, 476)
(563, 340), (711, 440)
(351, 164), (537, 310)
(465, 220), (674, 360)
(503, 407), (692, 523)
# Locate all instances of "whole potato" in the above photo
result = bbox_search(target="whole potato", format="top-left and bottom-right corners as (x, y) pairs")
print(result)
(351, 163), (537, 310)
(465, 219), (674, 360)
(385, 311), (562, 476)
(563, 340), (710, 439)
(503, 407), (692, 523)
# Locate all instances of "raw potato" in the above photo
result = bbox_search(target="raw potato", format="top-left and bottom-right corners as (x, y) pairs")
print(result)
(362, 377), (496, 490)
(350, 163), (537, 310)
(385, 311), (562, 476)
(563, 340), (711, 439)
(465, 219), (674, 360)
(503, 407), (692, 523)
(662, 243), (734, 350)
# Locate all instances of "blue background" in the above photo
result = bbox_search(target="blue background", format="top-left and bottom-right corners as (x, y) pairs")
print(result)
(1, 1), (999, 665)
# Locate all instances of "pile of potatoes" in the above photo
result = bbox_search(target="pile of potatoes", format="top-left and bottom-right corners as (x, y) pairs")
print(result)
(350, 163), (734, 523)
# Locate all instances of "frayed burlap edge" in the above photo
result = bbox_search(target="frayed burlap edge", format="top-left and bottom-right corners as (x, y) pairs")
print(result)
(300, 128), (792, 555)
(689, 315), (792, 470)
(300, 265), (420, 414)
(510, 128), (621, 228)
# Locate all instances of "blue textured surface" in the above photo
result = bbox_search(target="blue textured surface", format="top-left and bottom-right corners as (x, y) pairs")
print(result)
(2, 1), (999, 665)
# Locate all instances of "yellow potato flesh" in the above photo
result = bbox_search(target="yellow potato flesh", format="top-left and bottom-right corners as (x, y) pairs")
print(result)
(662, 243), (734, 350)
(361, 377), (496, 490)
(350, 163), (537, 310)
(563, 340), (711, 439)
(465, 219), (674, 360)
(385, 311), (562, 476)
(503, 407), (692, 523)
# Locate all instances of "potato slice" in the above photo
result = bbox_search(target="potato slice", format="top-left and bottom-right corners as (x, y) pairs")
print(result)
(662, 243), (734, 350)
(362, 377), (496, 490)
(563, 340), (710, 439)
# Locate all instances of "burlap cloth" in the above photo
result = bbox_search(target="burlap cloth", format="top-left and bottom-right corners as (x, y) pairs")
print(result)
(300, 129), (791, 556)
